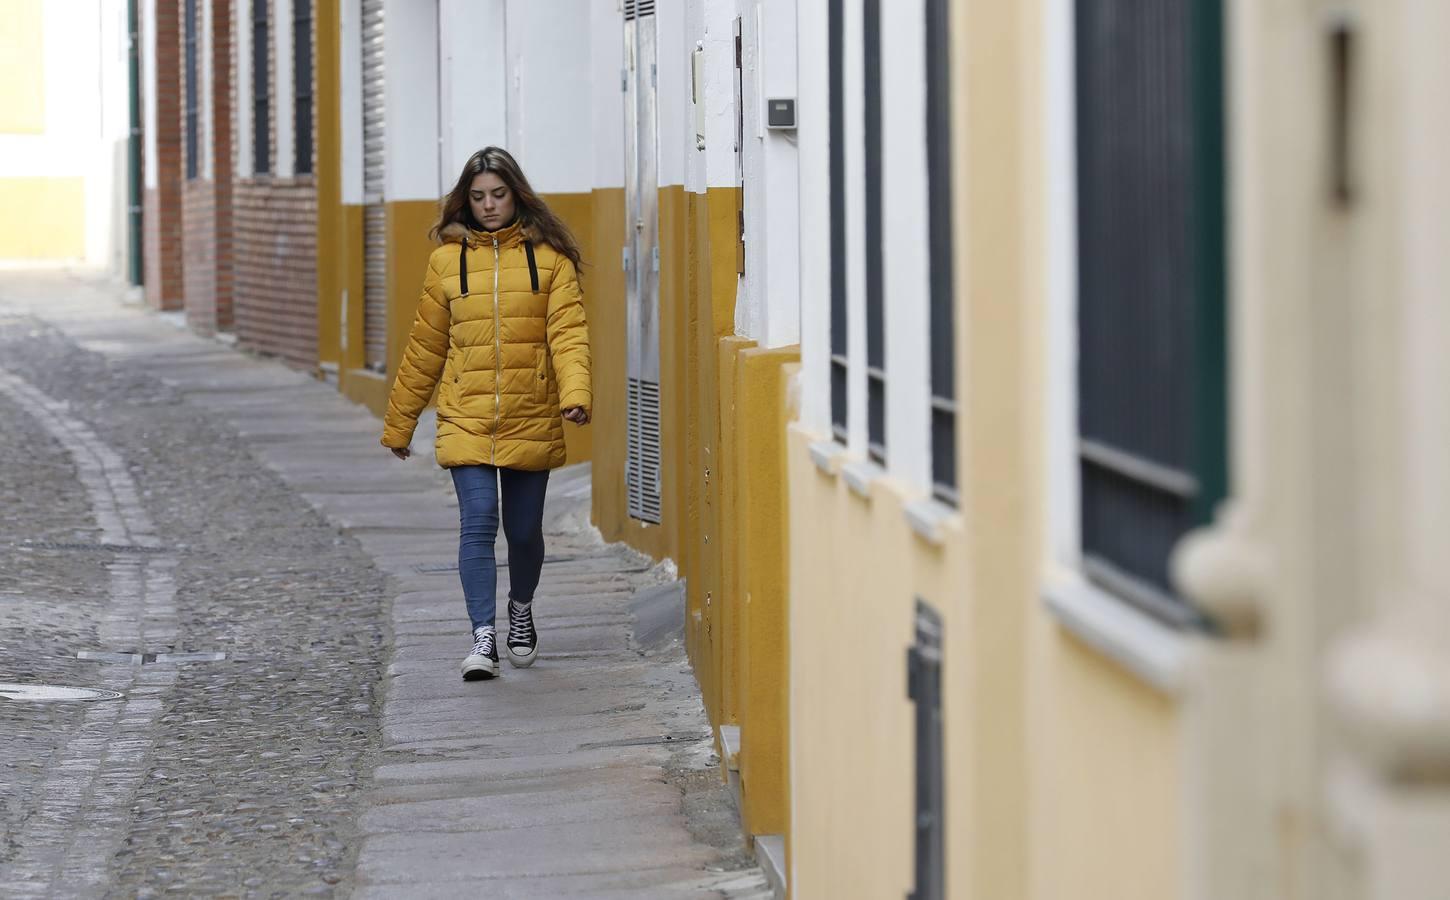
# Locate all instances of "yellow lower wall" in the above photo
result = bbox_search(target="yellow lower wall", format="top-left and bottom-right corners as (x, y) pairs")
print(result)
(0, 177), (84, 259)
(786, 429), (947, 899)
(1030, 622), (1184, 900)
(736, 348), (798, 840)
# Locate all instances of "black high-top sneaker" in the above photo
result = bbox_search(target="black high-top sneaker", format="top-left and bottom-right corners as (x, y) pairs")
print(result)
(461, 626), (500, 680)
(506, 597), (538, 668)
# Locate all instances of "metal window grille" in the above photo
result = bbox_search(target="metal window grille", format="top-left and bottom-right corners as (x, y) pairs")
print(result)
(864, 0), (886, 464)
(252, 0), (270, 174)
(184, 0), (198, 180)
(828, 0), (848, 444)
(293, 0), (313, 175)
(624, 0), (655, 21)
(907, 599), (945, 900)
(926, 0), (957, 506)
(361, 0), (386, 370)
(1074, 0), (1227, 628)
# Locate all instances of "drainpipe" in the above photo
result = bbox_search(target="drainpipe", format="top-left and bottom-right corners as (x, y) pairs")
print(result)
(127, 0), (143, 286)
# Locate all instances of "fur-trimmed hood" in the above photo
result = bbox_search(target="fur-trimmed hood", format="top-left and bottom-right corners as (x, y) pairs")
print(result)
(437, 219), (539, 248)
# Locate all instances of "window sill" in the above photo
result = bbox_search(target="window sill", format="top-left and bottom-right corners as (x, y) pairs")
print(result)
(904, 497), (958, 548)
(841, 459), (884, 501)
(1042, 570), (1196, 695)
(808, 440), (846, 478)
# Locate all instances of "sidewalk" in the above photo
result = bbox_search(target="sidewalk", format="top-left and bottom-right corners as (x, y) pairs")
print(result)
(10, 270), (769, 899)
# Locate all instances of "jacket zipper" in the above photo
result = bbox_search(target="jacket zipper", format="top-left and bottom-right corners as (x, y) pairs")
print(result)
(491, 236), (502, 465)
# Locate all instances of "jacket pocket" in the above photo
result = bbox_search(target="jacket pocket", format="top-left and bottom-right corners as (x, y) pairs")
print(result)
(534, 346), (548, 404)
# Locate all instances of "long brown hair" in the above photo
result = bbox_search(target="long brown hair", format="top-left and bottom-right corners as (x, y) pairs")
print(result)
(431, 146), (584, 271)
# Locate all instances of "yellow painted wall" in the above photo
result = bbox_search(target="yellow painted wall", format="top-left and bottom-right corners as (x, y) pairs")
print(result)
(1030, 625), (1184, 900)
(716, 336), (755, 728)
(0, 178), (84, 258)
(0, 0), (44, 134)
(590, 185), (681, 561)
(736, 348), (799, 840)
(786, 439), (959, 898)
(314, 0), (342, 368)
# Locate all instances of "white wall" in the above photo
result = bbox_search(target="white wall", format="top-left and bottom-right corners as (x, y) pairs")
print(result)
(438, 0), (505, 193)
(879, 0), (928, 487)
(0, 0), (129, 265)
(701, 0), (737, 191)
(1044, 0), (1080, 569)
(795, 0), (830, 435)
(502, 0), (592, 194)
(589, 0), (624, 191)
(737, 0), (800, 350)
(655, 0), (687, 188)
(383, 0), (439, 201)
(842, 0), (866, 458)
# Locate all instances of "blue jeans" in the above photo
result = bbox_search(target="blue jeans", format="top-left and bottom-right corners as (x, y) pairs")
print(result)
(449, 465), (550, 633)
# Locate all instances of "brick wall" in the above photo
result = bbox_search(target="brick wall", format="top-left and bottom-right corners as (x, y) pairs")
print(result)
(233, 179), (318, 367)
(181, 0), (234, 335)
(144, 0), (184, 311)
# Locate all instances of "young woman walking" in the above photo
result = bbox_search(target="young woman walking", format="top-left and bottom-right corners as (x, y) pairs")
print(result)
(380, 146), (591, 681)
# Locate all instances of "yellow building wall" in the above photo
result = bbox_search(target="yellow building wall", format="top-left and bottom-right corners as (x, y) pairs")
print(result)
(1029, 624), (1184, 900)
(736, 349), (798, 840)
(0, 0), (45, 134)
(0, 178), (84, 259)
(314, 0), (342, 368)
(786, 444), (966, 898)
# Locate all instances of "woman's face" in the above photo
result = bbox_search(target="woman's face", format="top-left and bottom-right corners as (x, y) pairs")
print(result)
(469, 171), (515, 231)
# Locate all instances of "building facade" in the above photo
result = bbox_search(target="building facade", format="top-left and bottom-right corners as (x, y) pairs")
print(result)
(0, 0), (136, 274)
(128, 0), (1450, 897)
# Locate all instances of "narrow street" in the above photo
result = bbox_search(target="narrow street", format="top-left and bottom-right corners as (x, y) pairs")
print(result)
(0, 270), (768, 898)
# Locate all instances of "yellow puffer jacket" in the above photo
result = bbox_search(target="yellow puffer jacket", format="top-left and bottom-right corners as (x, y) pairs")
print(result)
(380, 219), (591, 470)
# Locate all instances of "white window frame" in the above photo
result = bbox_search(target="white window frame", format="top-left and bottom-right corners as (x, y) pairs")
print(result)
(235, 0), (253, 178)
(273, 0), (295, 179)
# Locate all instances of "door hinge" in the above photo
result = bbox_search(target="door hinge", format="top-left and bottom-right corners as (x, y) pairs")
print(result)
(621, 67), (628, 92)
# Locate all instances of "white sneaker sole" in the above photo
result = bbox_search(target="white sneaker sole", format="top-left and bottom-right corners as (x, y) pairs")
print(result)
(507, 644), (538, 668)
(461, 655), (500, 680)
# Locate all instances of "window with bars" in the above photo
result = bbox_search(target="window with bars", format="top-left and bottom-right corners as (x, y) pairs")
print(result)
(863, 0), (886, 464)
(926, 0), (957, 506)
(293, 0), (313, 175)
(184, 0), (199, 180)
(827, 0), (847, 444)
(1074, 0), (1227, 627)
(252, 0), (271, 175)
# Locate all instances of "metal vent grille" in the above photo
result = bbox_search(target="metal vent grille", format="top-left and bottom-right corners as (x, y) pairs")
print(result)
(361, 0), (387, 370)
(626, 377), (663, 523)
(625, 0), (655, 21)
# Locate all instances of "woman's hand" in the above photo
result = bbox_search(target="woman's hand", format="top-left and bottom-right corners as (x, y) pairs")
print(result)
(562, 406), (591, 426)
(390, 447), (411, 460)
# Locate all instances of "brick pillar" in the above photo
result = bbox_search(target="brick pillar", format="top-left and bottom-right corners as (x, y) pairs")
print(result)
(144, 0), (184, 311)
(181, 0), (234, 335)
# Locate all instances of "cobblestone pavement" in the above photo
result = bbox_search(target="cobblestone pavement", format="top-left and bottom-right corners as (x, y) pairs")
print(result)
(0, 290), (389, 896)
(0, 270), (769, 899)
